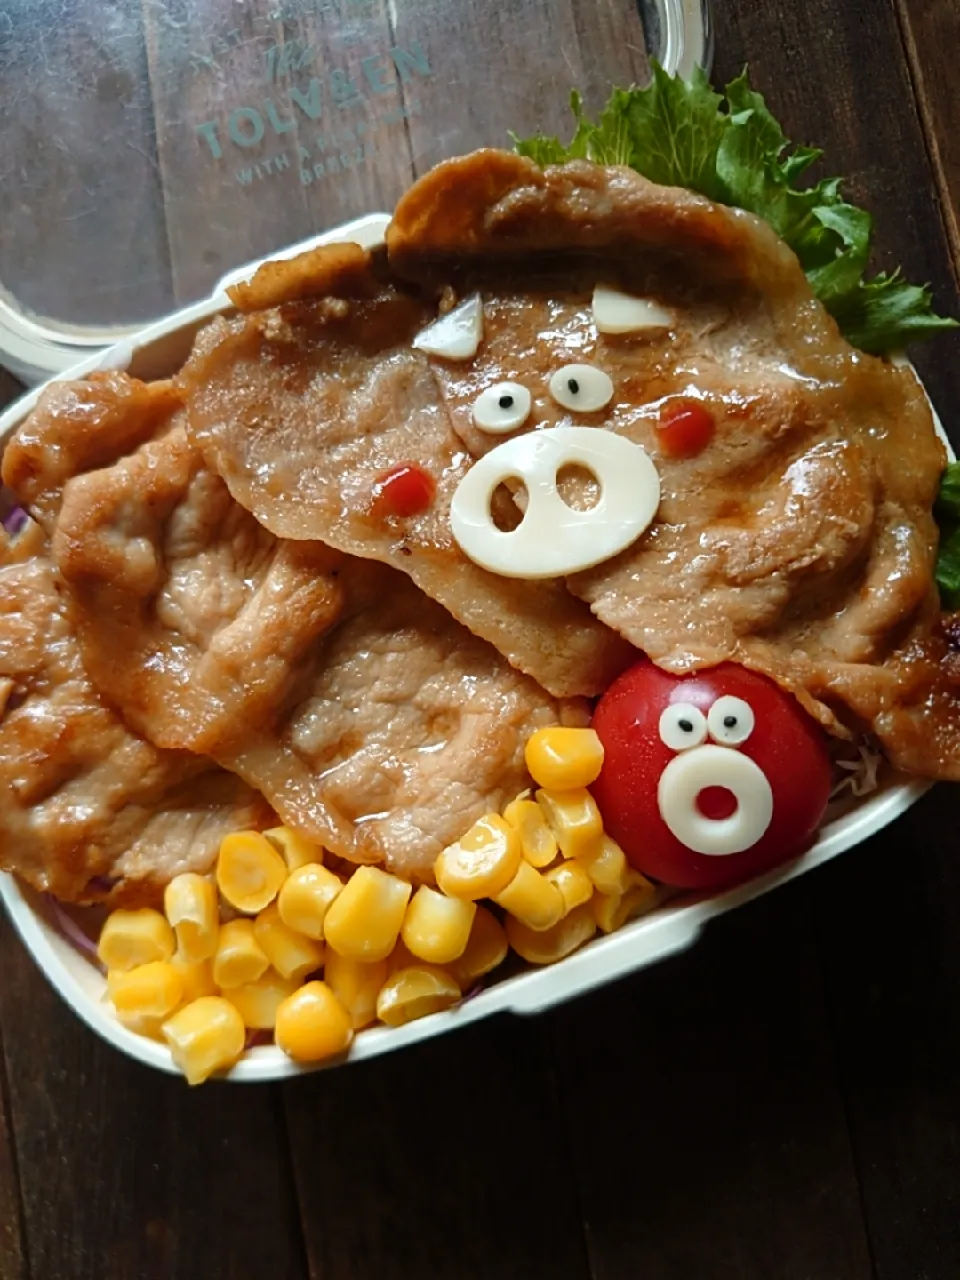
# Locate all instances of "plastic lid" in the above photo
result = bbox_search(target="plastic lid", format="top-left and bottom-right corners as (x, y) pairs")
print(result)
(0, 0), (711, 384)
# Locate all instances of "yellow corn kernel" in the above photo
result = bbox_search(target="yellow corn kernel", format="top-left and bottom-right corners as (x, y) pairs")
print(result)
(401, 886), (476, 965)
(577, 834), (632, 896)
(544, 861), (594, 915)
(503, 795), (559, 869)
(97, 908), (175, 973)
(170, 954), (218, 1004)
(434, 814), (521, 901)
(324, 952), (389, 1030)
(277, 863), (343, 940)
(107, 961), (184, 1029)
(275, 981), (354, 1062)
(264, 825), (323, 872)
(162, 996), (246, 1086)
(216, 830), (287, 914)
(506, 901), (597, 965)
(592, 877), (658, 934)
(449, 906), (508, 989)
(494, 860), (565, 932)
(225, 971), (300, 1030)
(376, 966), (461, 1028)
(323, 866), (412, 963)
(163, 873), (219, 963)
(252, 903), (325, 982)
(212, 918), (269, 989)
(387, 938), (419, 973)
(536, 788), (604, 860)
(525, 726), (604, 791)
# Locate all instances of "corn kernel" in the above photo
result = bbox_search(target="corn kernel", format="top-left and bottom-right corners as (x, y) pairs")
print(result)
(324, 952), (389, 1030)
(506, 901), (597, 965)
(323, 866), (412, 963)
(97, 908), (175, 973)
(107, 961), (184, 1029)
(275, 981), (354, 1062)
(494, 860), (564, 932)
(434, 814), (521, 900)
(576, 835), (632, 896)
(401, 886), (476, 965)
(376, 966), (461, 1028)
(253, 903), (325, 982)
(216, 830), (287, 914)
(264, 825), (323, 872)
(503, 795), (558, 869)
(162, 996), (246, 1085)
(525, 726), (604, 791)
(170, 954), (218, 1004)
(212, 918), (269, 989)
(277, 863), (343, 940)
(544, 861), (594, 915)
(449, 906), (508, 989)
(164, 874), (219, 963)
(536, 788), (604, 860)
(592, 877), (658, 934)
(387, 938), (419, 973)
(225, 971), (300, 1030)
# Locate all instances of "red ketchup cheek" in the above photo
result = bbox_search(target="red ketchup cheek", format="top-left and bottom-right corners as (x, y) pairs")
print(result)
(371, 464), (435, 518)
(657, 399), (715, 459)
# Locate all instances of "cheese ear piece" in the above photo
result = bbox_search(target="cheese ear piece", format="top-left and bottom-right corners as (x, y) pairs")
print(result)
(413, 293), (484, 359)
(592, 285), (673, 334)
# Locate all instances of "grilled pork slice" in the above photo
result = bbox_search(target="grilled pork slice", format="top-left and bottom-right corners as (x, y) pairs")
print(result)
(0, 520), (271, 906)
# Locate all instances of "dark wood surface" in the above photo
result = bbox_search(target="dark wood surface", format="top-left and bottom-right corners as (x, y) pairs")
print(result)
(2, 0), (960, 1276)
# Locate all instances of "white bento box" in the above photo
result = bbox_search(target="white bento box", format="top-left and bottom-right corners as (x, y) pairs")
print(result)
(0, 214), (937, 1081)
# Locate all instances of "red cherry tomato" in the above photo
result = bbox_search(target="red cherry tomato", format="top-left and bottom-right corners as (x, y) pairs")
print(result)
(371, 464), (435, 518)
(657, 399), (715, 458)
(590, 660), (831, 890)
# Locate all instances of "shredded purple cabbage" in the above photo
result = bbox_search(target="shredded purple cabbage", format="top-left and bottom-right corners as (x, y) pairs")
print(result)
(43, 896), (103, 968)
(1, 506), (27, 536)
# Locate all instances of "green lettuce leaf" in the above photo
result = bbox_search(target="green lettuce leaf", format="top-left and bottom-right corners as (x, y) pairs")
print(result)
(512, 64), (957, 356)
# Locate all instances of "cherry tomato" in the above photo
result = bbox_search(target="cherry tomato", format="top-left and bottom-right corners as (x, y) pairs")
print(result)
(657, 399), (715, 458)
(590, 660), (831, 890)
(371, 464), (435, 518)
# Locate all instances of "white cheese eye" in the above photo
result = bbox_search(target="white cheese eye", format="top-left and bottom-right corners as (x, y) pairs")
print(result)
(658, 702), (708, 751)
(591, 286), (674, 335)
(548, 363), (613, 413)
(412, 293), (484, 360)
(472, 382), (532, 435)
(707, 696), (755, 747)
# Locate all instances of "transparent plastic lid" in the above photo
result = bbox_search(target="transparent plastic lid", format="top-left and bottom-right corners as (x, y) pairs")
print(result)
(0, 0), (711, 382)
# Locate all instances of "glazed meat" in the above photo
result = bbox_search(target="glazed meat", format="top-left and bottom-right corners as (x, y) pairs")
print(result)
(44, 382), (583, 878)
(384, 151), (956, 777)
(178, 261), (633, 700)
(0, 520), (271, 905)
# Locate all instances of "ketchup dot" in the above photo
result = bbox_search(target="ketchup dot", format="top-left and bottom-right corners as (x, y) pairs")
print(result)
(696, 785), (738, 821)
(657, 399), (715, 458)
(371, 464), (435, 518)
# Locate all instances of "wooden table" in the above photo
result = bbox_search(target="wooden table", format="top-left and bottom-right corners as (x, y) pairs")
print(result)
(2, 0), (960, 1276)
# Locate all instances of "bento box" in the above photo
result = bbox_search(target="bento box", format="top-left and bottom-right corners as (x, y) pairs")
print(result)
(0, 213), (936, 1081)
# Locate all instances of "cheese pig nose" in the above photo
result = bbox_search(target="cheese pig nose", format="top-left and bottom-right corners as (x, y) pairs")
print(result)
(449, 426), (660, 579)
(656, 744), (774, 856)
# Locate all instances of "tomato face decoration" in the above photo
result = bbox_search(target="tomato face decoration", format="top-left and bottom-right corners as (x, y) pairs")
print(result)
(590, 661), (832, 890)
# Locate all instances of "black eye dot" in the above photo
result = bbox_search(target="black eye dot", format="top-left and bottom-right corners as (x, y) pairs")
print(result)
(567, 377), (580, 395)
(723, 715), (737, 728)
(678, 718), (693, 733)
(498, 394), (514, 409)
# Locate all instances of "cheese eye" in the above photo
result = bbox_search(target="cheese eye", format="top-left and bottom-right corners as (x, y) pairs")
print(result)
(548, 363), (614, 413)
(707, 696), (755, 746)
(658, 702), (708, 751)
(472, 382), (532, 434)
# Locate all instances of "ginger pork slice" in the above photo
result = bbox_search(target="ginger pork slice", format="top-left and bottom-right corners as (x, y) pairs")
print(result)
(176, 252), (633, 700)
(0, 519), (272, 906)
(46, 391), (584, 879)
(385, 149), (958, 779)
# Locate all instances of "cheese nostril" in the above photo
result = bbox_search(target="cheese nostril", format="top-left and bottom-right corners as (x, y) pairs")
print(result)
(696, 785), (737, 821)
